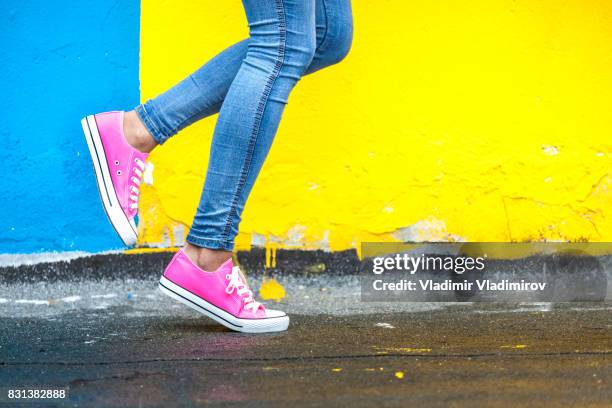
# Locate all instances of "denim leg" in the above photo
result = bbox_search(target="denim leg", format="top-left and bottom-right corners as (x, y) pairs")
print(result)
(135, 40), (248, 145)
(306, 0), (353, 74)
(186, 0), (316, 250)
(135, 0), (352, 145)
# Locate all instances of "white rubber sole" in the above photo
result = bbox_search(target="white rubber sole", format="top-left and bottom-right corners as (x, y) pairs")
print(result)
(81, 115), (137, 247)
(158, 276), (290, 333)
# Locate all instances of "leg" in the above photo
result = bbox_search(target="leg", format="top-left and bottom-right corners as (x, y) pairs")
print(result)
(185, 0), (317, 267)
(127, 0), (353, 152)
(134, 40), (249, 146)
(153, 0), (352, 332)
(307, 0), (353, 74)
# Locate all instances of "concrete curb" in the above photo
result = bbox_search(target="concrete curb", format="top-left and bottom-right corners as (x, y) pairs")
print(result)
(0, 248), (360, 284)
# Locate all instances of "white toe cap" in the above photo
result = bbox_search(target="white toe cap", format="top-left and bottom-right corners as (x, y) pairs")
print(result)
(265, 308), (287, 318)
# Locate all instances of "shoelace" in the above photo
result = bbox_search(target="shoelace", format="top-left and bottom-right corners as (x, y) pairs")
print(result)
(225, 266), (262, 313)
(129, 158), (145, 210)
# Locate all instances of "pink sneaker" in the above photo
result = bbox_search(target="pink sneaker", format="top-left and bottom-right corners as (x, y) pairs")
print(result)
(158, 250), (289, 333)
(81, 111), (148, 246)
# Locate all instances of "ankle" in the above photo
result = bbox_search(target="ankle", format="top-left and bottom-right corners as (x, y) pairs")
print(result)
(183, 243), (232, 271)
(123, 110), (157, 153)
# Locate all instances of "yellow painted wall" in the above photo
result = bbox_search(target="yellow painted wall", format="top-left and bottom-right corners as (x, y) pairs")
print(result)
(139, 0), (612, 252)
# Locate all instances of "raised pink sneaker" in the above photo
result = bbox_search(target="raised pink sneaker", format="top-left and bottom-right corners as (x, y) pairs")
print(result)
(81, 111), (148, 246)
(158, 250), (289, 333)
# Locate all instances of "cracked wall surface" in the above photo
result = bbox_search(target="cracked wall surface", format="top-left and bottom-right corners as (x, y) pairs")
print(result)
(138, 0), (612, 252)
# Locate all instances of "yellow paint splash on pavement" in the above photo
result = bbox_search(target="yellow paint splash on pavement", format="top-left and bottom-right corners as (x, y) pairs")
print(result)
(262, 367), (280, 371)
(373, 346), (432, 353)
(258, 277), (286, 302)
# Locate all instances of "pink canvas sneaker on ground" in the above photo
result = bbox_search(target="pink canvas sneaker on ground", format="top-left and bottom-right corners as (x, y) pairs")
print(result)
(159, 250), (289, 333)
(81, 111), (148, 246)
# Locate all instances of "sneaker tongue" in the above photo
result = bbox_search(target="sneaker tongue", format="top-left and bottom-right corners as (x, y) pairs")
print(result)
(235, 266), (250, 288)
(136, 151), (149, 161)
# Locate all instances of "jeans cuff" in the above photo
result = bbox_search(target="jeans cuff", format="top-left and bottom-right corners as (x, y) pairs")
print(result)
(135, 102), (170, 145)
(186, 233), (234, 251)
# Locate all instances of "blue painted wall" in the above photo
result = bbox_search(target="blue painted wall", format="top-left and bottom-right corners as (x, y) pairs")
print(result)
(0, 1), (140, 253)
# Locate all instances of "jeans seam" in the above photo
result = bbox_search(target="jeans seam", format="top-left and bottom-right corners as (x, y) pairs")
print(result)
(136, 103), (168, 144)
(186, 234), (233, 250)
(186, 233), (227, 242)
(220, 0), (287, 243)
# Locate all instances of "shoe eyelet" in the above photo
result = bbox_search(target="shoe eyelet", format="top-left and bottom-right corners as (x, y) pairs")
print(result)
(117, 170), (122, 176)
(114, 160), (120, 165)
(226, 274), (230, 279)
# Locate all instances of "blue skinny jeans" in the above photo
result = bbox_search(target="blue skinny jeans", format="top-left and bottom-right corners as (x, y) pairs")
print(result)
(136, 0), (353, 251)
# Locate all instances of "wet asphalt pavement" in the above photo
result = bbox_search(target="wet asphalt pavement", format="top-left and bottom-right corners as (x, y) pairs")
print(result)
(1, 301), (610, 407)
(0, 270), (610, 407)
